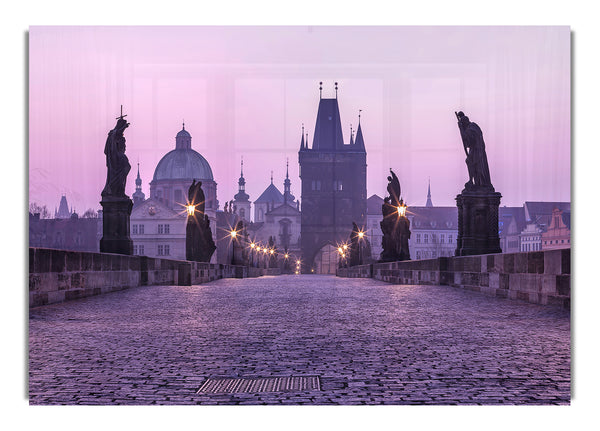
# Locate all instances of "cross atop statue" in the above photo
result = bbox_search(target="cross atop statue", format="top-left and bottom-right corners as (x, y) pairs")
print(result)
(116, 105), (127, 120)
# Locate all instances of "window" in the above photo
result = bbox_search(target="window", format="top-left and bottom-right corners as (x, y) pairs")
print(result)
(164, 224), (170, 234)
(139, 224), (144, 234)
(416, 234), (421, 244)
(174, 189), (183, 205)
(133, 245), (138, 255)
(240, 208), (245, 219)
(157, 245), (163, 255)
(157, 245), (168, 255)
(334, 180), (343, 191)
(158, 224), (164, 234)
(132, 224), (138, 234)
(424, 234), (429, 244)
(440, 234), (445, 244)
(138, 245), (144, 255)
(416, 251), (421, 260)
(448, 235), (452, 244)
(164, 245), (170, 256)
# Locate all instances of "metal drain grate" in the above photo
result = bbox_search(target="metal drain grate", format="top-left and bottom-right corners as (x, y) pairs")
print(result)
(197, 376), (320, 394)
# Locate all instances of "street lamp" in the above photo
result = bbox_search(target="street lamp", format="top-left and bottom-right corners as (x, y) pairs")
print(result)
(186, 204), (196, 216)
(229, 229), (237, 264)
(397, 200), (407, 217)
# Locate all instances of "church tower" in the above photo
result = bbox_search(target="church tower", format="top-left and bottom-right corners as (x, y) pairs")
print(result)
(298, 82), (367, 272)
(233, 157), (251, 222)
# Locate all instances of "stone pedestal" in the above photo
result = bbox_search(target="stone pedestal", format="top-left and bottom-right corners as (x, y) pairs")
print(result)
(100, 197), (133, 255)
(455, 190), (502, 256)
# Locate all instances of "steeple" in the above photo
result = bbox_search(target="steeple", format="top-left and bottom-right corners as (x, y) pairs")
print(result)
(283, 158), (295, 205)
(234, 157), (249, 202)
(425, 177), (433, 207)
(349, 124), (354, 146)
(132, 163), (146, 206)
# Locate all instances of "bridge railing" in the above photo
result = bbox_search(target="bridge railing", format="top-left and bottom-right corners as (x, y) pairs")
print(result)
(337, 249), (570, 308)
(29, 247), (268, 308)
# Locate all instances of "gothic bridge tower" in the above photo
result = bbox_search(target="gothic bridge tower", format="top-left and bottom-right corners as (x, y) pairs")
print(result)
(298, 83), (367, 273)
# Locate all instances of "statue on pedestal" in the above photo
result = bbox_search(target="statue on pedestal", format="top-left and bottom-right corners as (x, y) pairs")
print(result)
(100, 107), (133, 255)
(454, 111), (502, 256)
(379, 169), (410, 262)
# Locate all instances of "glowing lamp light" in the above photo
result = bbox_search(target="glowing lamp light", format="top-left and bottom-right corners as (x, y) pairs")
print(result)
(270, 249), (274, 255)
(295, 271), (299, 275)
(338, 247), (343, 254)
(250, 243), (255, 249)
(343, 244), (348, 250)
(397, 203), (407, 217)
(186, 204), (195, 216)
(296, 260), (301, 265)
(284, 254), (289, 259)
(358, 231), (365, 239)
(230, 230), (237, 239)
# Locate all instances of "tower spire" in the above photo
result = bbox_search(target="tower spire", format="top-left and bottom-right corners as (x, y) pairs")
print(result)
(426, 177), (433, 207)
(319, 81), (322, 99)
(335, 82), (338, 99)
(300, 123), (305, 150)
(240, 156), (244, 177)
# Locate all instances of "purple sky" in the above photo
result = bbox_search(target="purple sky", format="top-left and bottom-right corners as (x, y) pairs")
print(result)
(29, 26), (570, 214)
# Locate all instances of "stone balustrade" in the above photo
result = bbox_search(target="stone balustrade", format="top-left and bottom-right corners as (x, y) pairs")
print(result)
(29, 248), (263, 308)
(337, 249), (570, 308)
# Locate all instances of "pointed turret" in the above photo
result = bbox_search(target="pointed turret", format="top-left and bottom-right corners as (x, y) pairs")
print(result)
(55, 195), (72, 219)
(132, 163), (146, 206)
(425, 178), (433, 207)
(354, 121), (366, 152)
(299, 123), (306, 151)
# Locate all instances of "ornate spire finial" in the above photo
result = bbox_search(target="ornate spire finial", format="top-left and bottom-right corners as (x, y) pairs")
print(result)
(359, 109), (362, 124)
(241, 156), (244, 177)
(319, 81), (323, 99)
(182, 120), (185, 130)
(286, 158), (289, 178)
(271, 170), (273, 184)
(335, 82), (338, 98)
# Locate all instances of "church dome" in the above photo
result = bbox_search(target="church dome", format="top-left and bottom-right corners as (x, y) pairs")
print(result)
(152, 148), (214, 182)
(152, 125), (214, 182)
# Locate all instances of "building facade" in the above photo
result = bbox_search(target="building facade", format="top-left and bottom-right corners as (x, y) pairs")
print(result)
(542, 207), (571, 250)
(298, 86), (367, 272)
(130, 124), (219, 261)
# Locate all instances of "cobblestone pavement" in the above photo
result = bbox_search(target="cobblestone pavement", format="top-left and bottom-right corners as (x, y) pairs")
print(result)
(29, 275), (570, 405)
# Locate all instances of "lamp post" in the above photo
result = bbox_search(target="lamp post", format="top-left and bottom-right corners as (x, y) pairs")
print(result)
(229, 229), (237, 265)
(357, 230), (365, 265)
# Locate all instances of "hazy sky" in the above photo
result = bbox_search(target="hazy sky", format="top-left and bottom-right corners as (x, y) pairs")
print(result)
(29, 26), (570, 214)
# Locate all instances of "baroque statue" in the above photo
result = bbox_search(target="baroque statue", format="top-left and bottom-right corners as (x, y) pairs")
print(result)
(455, 111), (493, 191)
(186, 179), (216, 262)
(102, 109), (131, 198)
(379, 169), (410, 262)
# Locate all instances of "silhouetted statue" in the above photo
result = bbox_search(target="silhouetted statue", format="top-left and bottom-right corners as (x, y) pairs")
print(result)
(186, 179), (216, 262)
(456, 111), (493, 191)
(102, 116), (131, 197)
(380, 170), (410, 262)
(386, 169), (401, 207)
(99, 108), (133, 255)
(188, 179), (205, 216)
(224, 201), (229, 213)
